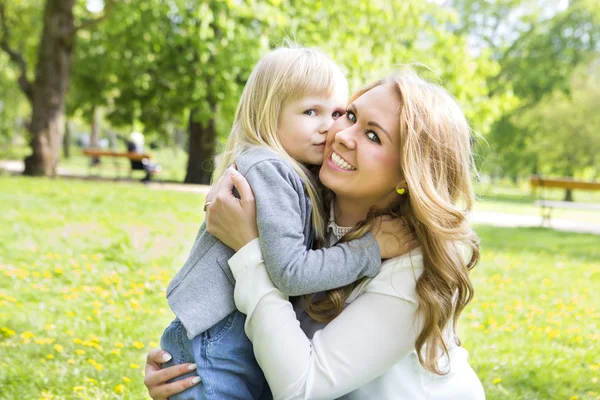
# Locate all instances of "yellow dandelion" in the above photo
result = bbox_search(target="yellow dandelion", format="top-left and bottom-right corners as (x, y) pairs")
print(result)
(493, 378), (501, 384)
(130, 363), (139, 369)
(114, 341), (125, 348)
(149, 341), (159, 348)
(94, 363), (104, 371)
(67, 359), (75, 365)
(569, 396), (578, 400)
(114, 384), (125, 394)
(122, 376), (131, 383)
(132, 341), (145, 349)
(53, 344), (64, 353)
(21, 331), (34, 339)
(75, 349), (85, 355)
(84, 377), (97, 384)
(72, 386), (85, 391)
(46, 354), (54, 359)
(0, 327), (15, 337)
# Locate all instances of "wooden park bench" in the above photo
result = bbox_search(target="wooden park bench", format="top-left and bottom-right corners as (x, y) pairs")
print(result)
(530, 175), (600, 225)
(83, 148), (161, 180)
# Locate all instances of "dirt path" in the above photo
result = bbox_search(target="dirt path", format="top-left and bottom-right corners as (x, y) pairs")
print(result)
(2, 160), (598, 235)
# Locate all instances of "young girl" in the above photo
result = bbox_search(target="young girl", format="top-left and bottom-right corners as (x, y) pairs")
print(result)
(162, 45), (402, 399)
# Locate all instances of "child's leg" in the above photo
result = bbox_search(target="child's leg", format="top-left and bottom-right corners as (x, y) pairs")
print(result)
(160, 318), (203, 400)
(192, 310), (268, 400)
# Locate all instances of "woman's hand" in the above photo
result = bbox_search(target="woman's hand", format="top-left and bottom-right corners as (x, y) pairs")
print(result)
(205, 166), (259, 251)
(144, 349), (200, 400)
(372, 216), (418, 259)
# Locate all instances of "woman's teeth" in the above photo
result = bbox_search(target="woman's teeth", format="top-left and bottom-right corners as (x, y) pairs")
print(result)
(331, 152), (356, 171)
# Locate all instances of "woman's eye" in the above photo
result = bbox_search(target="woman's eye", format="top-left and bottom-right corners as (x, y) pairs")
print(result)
(304, 109), (317, 116)
(366, 131), (381, 143)
(332, 110), (343, 119)
(346, 110), (356, 123)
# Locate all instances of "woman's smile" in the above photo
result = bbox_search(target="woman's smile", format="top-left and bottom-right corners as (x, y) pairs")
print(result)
(327, 150), (357, 171)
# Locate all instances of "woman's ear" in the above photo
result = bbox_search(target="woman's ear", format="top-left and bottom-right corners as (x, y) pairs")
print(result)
(395, 179), (408, 195)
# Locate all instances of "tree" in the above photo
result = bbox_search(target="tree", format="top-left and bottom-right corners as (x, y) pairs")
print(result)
(513, 60), (600, 199)
(0, 0), (113, 176)
(74, 0), (285, 184)
(452, 0), (600, 179)
(85, 0), (505, 183)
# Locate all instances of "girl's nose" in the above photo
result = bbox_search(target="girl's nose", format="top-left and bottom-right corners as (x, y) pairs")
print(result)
(318, 116), (336, 134)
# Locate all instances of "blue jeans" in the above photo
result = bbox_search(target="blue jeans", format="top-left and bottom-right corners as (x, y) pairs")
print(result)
(160, 312), (270, 400)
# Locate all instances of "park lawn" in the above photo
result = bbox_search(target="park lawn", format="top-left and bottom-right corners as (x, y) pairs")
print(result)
(475, 183), (600, 225)
(0, 176), (598, 399)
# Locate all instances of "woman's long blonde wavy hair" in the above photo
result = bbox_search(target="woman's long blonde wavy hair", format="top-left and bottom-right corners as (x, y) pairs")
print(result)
(305, 70), (480, 375)
(213, 45), (348, 241)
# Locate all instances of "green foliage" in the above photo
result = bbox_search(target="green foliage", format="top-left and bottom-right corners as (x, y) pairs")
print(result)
(513, 62), (600, 177)
(0, 53), (29, 142)
(75, 0), (281, 138)
(66, 0), (505, 143)
(2, 0), (599, 181)
(454, 0), (600, 179)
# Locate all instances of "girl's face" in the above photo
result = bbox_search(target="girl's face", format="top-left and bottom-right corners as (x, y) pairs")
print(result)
(319, 84), (404, 208)
(278, 85), (348, 166)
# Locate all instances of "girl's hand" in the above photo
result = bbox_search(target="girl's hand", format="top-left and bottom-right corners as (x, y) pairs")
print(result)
(205, 166), (259, 251)
(371, 216), (418, 259)
(144, 349), (200, 400)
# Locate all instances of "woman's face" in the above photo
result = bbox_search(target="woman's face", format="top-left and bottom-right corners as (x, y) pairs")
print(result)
(319, 84), (404, 209)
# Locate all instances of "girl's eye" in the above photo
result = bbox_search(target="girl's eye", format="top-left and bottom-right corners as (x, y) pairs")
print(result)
(304, 109), (317, 116)
(332, 110), (343, 119)
(346, 110), (357, 123)
(366, 131), (381, 144)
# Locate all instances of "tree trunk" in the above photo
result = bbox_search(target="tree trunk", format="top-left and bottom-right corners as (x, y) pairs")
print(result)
(564, 189), (573, 202)
(184, 108), (216, 185)
(23, 0), (76, 176)
(90, 105), (101, 147)
(174, 127), (186, 150)
(63, 119), (71, 159)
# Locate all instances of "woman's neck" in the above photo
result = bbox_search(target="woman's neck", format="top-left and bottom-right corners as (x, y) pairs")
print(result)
(333, 197), (371, 227)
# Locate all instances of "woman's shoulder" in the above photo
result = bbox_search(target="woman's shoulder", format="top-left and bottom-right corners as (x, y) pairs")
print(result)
(348, 248), (424, 304)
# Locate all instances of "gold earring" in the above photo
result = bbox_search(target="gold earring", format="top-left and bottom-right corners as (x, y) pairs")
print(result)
(396, 188), (406, 195)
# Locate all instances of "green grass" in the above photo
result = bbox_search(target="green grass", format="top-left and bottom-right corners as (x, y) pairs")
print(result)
(0, 176), (598, 399)
(467, 225), (600, 399)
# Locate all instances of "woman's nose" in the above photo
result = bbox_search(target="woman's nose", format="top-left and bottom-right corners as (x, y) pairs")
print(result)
(334, 125), (356, 150)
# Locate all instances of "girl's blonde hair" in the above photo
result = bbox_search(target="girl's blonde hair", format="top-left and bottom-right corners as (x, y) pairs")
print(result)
(214, 45), (348, 241)
(305, 70), (480, 375)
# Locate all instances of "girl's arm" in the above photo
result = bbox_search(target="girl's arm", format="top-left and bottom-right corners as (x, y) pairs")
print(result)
(228, 239), (422, 399)
(212, 159), (382, 296)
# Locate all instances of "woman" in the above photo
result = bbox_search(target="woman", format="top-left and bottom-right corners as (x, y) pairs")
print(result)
(145, 71), (485, 399)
